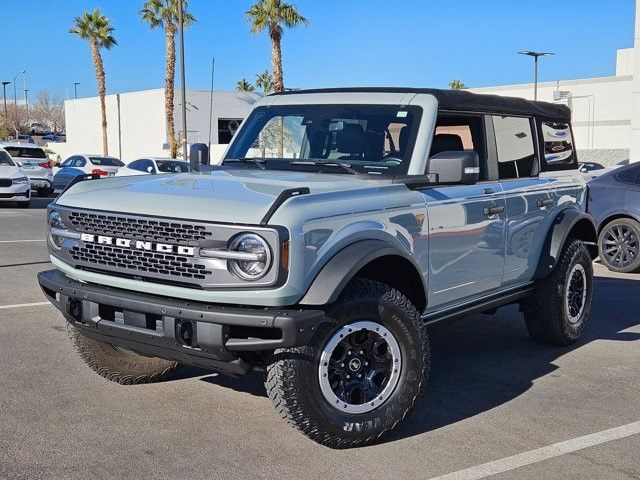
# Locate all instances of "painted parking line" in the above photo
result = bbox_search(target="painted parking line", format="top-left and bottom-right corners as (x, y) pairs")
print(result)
(0, 301), (52, 310)
(0, 239), (46, 243)
(428, 421), (640, 480)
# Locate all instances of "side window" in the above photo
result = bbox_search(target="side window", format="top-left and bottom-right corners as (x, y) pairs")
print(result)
(492, 115), (537, 180)
(617, 165), (640, 184)
(429, 114), (486, 180)
(141, 160), (155, 172)
(61, 156), (75, 167)
(540, 121), (577, 170)
(128, 160), (141, 171)
(76, 158), (87, 168)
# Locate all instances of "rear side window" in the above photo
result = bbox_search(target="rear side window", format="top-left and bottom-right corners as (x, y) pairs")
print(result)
(540, 122), (577, 171)
(90, 157), (125, 167)
(0, 151), (15, 166)
(617, 165), (640, 185)
(5, 146), (47, 159)
(492, 115), (538, 179)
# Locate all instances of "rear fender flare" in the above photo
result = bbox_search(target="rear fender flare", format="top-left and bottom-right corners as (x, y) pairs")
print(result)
(534, 208), (597, 280)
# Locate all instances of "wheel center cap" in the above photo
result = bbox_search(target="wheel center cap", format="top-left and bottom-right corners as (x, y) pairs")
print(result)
(348, 358), (362, 372)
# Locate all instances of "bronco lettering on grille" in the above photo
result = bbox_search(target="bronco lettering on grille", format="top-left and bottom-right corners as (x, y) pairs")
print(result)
(79, 233), (195, 257)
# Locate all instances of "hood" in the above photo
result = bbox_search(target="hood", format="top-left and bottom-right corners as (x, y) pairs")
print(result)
(55, 169), (385, 224)
(0, 165), (24, 178)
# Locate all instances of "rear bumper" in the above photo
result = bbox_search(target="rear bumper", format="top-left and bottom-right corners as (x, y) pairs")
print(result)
(38, 269), (326, 376)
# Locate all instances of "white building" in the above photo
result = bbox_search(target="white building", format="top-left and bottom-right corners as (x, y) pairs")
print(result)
(61, 89), (261, 163)
(471, 49), (634, 166)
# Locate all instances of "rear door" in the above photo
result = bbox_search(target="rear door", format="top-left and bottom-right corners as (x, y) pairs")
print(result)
(423, 113), (506, 309)
(488, 115), (556, 286)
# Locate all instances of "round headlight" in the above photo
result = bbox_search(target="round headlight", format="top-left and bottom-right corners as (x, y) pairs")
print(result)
(48, 211), (65, 229)
(228, 233), (272, 281)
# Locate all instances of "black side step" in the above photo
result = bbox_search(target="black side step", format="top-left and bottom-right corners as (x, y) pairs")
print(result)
(422, 284), (534, 327)
(260, 187), (310, 225)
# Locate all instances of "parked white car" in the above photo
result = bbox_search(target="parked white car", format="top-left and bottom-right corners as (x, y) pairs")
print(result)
(115, 157), (192, 177)
(52, 154), (124, 190)
(0, 142), (53, 197)
(0, 147), (31, 207)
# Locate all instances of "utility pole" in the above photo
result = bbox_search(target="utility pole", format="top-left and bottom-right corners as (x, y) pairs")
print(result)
(1, 81), (10, 139)
(23, 73), (28, 127)
(208, 57), (215, 148)
(178, 0), (188, 160)
(517, 51), (554, 101)
(12, 70), (24, 136)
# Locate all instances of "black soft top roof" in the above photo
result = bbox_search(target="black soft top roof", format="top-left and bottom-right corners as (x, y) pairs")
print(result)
(273, 87), (571, 122)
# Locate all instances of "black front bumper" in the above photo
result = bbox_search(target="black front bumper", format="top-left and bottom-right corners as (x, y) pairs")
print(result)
(38, 269), (325, 376)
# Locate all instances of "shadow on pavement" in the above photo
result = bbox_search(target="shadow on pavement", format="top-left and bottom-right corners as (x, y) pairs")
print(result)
(173, 274), (640, 444)
(0, 197), (55, 210)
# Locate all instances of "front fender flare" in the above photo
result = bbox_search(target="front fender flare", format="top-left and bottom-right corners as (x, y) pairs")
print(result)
(534, 208), (597, 280)
(298, 239), (425, 307)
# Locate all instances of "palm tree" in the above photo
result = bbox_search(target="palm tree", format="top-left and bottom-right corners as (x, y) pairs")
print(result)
(255, 70), (274, 93)
(140, 0), (195, 159)
(449, 79), (468, 90)
(246, 0), (308, 93)
(70, 9), (117, 156)
(236, 79), (255, 92)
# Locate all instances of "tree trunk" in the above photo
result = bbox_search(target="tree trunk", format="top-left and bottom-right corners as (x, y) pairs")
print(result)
(270, 27), (284, 93)
(90, 39), (108, 156)
(165, 24), (177, 159)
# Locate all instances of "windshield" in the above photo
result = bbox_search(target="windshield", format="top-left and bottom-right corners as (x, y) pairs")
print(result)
(224, 104), (421, 175)
(0, 151), (15, 166)
(4, 146), (47, 159)
(89, 157), (125, 167)
(156, 160), (192, 173)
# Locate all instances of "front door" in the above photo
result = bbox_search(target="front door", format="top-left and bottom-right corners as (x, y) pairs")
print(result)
(423, 183), (506, 308)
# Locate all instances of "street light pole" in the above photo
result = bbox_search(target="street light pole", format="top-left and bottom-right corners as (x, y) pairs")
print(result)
(23, 73), (28, 127)
(208, 57), (215, 149)
(1, 81), (10, 139)
(517, 51), (554, 101)
(178, 0), (188, 160)
(74, 82), (80, 99)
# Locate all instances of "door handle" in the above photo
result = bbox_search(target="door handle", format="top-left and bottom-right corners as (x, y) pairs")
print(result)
(483, 188), (494, 195)
(537, 198), (554, 208)
(483, 206), (505, 216)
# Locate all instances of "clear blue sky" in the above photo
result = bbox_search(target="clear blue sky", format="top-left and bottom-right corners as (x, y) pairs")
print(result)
(0, 0), (635, 100)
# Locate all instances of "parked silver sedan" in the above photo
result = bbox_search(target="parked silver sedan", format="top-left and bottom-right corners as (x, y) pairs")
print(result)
(115, 157), (192, 177)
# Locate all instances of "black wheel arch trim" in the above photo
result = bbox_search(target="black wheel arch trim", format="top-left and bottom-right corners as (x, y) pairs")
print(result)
(298, 239), (427, 308)
(534, 208), (597, 280)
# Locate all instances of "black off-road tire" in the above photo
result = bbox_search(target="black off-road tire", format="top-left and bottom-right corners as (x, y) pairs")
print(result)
(67, 323), (181, 385)
(523, 239), (593, 346)
(597, 218), (640, 273)
(265, 278), (430, 449)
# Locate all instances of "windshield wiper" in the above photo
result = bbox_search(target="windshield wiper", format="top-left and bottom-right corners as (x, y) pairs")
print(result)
(225, 157), (267, 170)
(290, 159), (358, 175)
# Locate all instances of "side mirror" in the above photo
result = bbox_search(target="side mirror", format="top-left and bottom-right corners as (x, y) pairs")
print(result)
(146, 166), (154, 173)
(190, 143), (209, 171)
(16, 161), (23, 168)
(427, 150), (480, 185)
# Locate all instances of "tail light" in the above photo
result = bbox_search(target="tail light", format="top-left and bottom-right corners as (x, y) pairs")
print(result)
(91, 168), (109, 176)
(38, 161), (52, 169)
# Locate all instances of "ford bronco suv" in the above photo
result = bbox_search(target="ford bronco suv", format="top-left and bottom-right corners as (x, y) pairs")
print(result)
(38, 88), (597, 448)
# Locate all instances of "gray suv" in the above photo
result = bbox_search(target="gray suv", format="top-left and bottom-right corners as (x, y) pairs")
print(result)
(38, 88), (597, 448)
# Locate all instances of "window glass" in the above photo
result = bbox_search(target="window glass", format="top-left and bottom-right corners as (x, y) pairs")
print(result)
(542, 122), (575, 168)
(0, 151), (15, 166)
(492, 116), (537, 179)
(60, 157), (75, 167)
(156, 160), (191, 173)
(4, 146), (47, 159)
(128, 160), (142, 171)
(617, 165), (640, 184)
(435, 125), (474, 149)
(226, 105), (421, 176)
(76, 158), (86, 167)
(89, 157), (125, 167)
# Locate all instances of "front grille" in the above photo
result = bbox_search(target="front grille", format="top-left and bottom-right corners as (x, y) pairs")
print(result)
(68, 211), (213, 247)
(0, 179), (12, 188)
(70, 244), (213, 280)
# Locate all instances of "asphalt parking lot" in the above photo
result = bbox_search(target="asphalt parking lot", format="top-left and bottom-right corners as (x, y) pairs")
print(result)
(0, 199), (639, 480)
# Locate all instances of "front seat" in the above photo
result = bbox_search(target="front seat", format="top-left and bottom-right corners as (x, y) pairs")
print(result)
(430, 133), (463, 157)
(336, 124), (366, 160)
